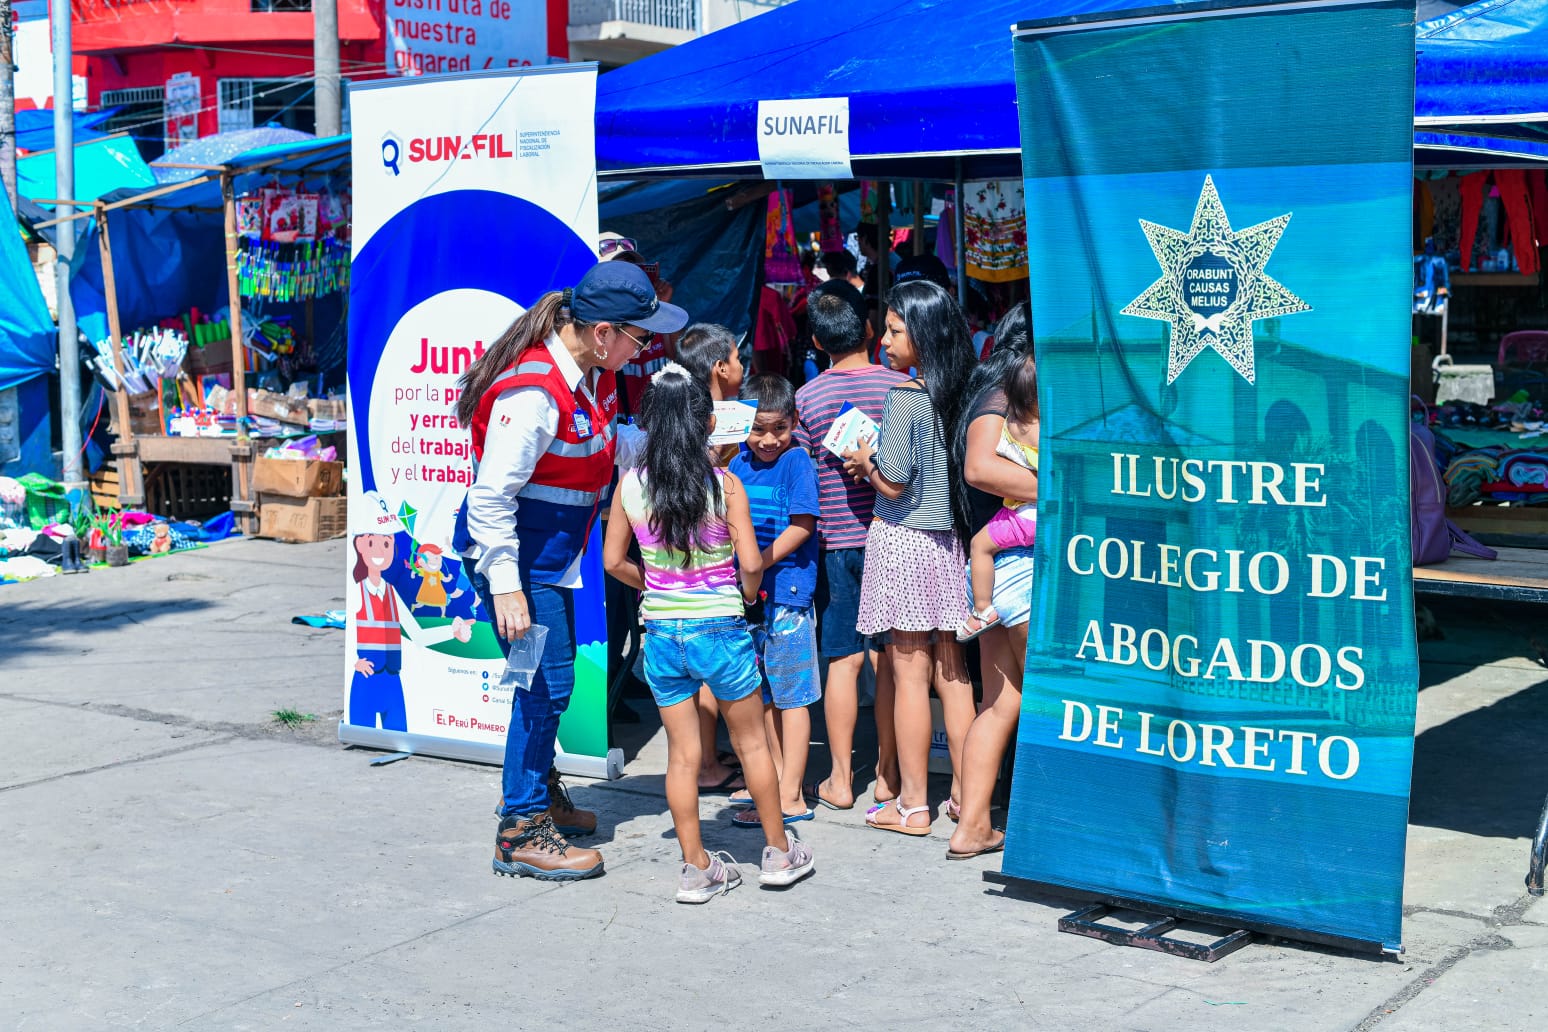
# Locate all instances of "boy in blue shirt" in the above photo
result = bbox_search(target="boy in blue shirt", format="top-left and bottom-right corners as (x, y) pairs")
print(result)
(728, 374), (822, 826)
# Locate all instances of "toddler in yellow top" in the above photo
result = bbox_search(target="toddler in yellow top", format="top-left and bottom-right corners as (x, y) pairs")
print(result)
(959, 351), (1039, 641)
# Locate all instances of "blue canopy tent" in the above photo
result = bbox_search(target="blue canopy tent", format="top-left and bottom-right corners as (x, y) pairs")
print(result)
(1416, 0), (1548, 155)
(597, 0), (1548, 176)
(13, 108), (114, 153)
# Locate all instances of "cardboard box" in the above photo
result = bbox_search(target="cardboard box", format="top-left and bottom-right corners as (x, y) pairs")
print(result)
(253, 456), (345, 498)
(257, 494), (347, 543)
(307, 397), (347, 422)
(246, 388), (310, 427)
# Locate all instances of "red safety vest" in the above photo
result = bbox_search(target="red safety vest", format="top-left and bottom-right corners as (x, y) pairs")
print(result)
(356, 580), (401, 650)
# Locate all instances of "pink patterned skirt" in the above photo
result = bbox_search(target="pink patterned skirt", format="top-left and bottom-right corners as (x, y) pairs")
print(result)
(856, 519), (969, 635)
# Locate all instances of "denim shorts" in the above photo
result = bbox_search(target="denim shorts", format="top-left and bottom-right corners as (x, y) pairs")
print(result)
(817, 547), (889, 659)
(642, 616), (761, 709)
(752, 604), (822, 709)
(964, 546), (1035, 629)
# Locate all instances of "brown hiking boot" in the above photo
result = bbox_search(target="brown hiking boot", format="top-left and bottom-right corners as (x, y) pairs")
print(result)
(492, 813), (604, 882)
(547, 768), (598, 837)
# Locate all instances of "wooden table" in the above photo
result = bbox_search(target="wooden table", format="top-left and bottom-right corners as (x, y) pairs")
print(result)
(1413, 546), (1548, 603)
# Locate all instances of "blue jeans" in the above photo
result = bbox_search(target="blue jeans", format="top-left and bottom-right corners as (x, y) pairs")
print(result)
(476, 575), (575, 818)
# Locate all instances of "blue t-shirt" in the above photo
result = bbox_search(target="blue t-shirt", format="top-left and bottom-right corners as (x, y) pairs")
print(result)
(729, 446), (820, 608)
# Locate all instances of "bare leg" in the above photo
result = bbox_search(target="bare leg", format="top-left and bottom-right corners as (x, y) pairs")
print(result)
(696, 687), (739, 789)
(869, 632), (933, 831)
(659, 697), (708, 868)
(948, 620), (1027, 856)
(817, 651), (863, 808)
(722, 691), (791, 852)
(778, 705), (812, 814)
(967, 527), (1002, 620)
(872, 646), (899, 803)
(764, 703), (783, 786)
(933, 637), (975, 809)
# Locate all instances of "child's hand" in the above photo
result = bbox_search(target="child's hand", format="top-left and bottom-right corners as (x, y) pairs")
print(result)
(843, 437), (876, 482)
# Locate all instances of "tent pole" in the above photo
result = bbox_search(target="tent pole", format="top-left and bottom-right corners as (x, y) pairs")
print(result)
(954, 159), (967, 307)
(95, 203), (144, 507)
(912, 180), (925, 256)
(222, 173), (256, 534)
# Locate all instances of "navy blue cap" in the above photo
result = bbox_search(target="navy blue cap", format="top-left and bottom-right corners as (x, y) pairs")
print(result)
(571, 261), (688, 334)
(894, 253), (953, 290)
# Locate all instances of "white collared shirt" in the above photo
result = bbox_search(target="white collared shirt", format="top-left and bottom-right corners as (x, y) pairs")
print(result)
(464, 333), (601, 595)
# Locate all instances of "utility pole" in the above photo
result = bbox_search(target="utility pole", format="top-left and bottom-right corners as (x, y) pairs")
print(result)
(313, 0), (341, 137)
(52, 0), (81, 485)
(1, 0), (16, 211)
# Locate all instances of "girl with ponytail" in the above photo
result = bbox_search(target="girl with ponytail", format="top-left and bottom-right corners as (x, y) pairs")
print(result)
(604, 364), (816, 902)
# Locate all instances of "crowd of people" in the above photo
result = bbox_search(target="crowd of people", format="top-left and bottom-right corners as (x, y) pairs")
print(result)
(455, 233), (1038, 905)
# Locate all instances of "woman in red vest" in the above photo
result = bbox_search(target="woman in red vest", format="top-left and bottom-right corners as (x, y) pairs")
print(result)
(454, 261), (688, 882)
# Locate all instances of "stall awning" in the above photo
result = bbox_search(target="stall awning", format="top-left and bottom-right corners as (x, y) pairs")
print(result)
(17, 135), (158, 206)
(13, 108), (115, 153)
(596, 0), (1183, 181)
(0, 189), (57, 393)
(1416, 0), (1548, 150)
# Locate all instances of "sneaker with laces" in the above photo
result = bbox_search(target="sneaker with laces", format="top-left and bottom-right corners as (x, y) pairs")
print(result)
(759, 835), (815, 887)
(492, 812), (605, 881)
(676, 851), (742, 904)
(547, 768), (598, 837)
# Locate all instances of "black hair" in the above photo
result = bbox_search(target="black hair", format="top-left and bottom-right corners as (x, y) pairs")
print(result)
(675, 323), (736, 387)
(884, 279), (977, 549)
(638, 368), (721, 567)
(1004, 352), (1039, 425)
(953, 300), (1035, 506)
(807, 282), (867, 357)
(820, 249), (858, 280)
(856, 222), (880, 248)
(741, 373), (795, 419)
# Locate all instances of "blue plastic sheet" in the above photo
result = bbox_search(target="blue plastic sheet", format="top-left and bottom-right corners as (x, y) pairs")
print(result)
(0, 189), (55, 394)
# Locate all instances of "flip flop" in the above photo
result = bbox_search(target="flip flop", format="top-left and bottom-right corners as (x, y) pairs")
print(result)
(726, 791), (754, 809)
(866, 800), (933, 837)
(803, 782), (854, 811)
(699, 771), (746, 794)
(946, 836), (1005, 860)
(732, 807), (815, 827)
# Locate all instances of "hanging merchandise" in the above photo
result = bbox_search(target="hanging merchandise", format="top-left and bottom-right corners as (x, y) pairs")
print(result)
(937, 187), (958, 273)
(817, 183), (843, 252)
(233, 182), (352, 300)
(765, 188), (803, 285)
(963, 180), (1029, 284)
(859, 181), (878, 224)
(237, 237), (351, 302)
(91, 329), (189, 395)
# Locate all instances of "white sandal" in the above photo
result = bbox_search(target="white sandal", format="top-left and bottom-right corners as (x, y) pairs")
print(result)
(866, 799), (933, 837)
(956, 606), (1002, 642)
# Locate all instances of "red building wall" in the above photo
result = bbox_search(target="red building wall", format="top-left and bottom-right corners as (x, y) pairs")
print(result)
(72, 0), (567, 139)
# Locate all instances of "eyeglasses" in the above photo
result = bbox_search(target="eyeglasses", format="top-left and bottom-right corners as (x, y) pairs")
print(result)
(618, 327), (655, 357)
(599, 236), (639, 258)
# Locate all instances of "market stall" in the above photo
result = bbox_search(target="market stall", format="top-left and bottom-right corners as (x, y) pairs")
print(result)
(35, 134), (352, 534)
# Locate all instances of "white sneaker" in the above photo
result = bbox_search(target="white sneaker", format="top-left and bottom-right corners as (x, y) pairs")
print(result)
(676, 851), (742, 904)
(759, 835), (815, 887)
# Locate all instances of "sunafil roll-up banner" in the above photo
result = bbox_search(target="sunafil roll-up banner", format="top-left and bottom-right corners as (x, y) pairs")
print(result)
(1003, 0), (1419, 952)
(343, 65), (622, 780)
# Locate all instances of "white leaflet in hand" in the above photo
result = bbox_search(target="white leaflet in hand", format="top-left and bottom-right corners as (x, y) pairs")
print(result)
(709, 401), (759, 446)
(822, 402), (879, 458)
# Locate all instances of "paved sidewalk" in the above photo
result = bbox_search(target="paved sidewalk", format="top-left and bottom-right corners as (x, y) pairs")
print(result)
(2, 538), (1545, 1030)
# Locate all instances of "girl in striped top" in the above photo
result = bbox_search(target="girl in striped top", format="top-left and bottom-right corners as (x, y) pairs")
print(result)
(604, 364), (815, 901)
(842, 280), (978, 837)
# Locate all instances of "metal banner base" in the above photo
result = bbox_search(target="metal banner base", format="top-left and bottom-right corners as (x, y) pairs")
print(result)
(1058, 904), (1252, 963)
(338, 723), (625, 781)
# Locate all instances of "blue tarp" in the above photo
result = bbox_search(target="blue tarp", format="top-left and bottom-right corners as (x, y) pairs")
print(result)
(597, 0), (1548, 177)
(17, 135), (158, 205)
(1417, 0), (1548, 144)
(14, 108), (114, 153)
(0, 188), (56, 393)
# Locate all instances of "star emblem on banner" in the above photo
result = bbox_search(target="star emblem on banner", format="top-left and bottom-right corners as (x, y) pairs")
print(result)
(1121, 176), (1310, 384)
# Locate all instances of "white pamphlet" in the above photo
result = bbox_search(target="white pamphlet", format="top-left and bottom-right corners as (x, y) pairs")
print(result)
(822, 402), (879, 458)
(708, 400), (759, 446)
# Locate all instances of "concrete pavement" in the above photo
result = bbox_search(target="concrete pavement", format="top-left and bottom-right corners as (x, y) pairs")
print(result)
(2, 537), (1544, 1030)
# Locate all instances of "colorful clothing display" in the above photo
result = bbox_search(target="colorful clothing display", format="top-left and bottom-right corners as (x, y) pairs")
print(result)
(963, 180), (1027, 283)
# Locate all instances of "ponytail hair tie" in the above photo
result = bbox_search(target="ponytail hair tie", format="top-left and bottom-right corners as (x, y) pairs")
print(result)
(652, 361), (692, 384)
